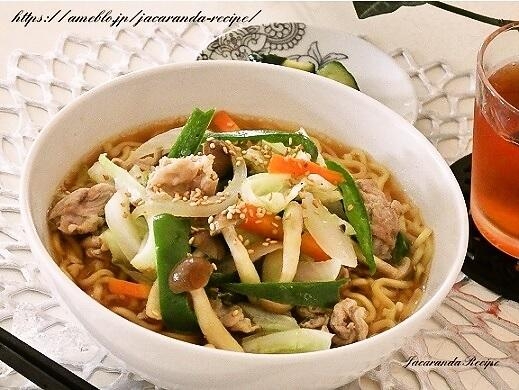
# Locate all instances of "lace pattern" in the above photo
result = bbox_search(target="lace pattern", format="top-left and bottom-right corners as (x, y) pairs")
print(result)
(0, 23), (517, 390)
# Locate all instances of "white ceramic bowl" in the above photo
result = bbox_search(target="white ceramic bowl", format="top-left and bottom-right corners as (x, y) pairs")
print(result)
(20, 61), (468, 390)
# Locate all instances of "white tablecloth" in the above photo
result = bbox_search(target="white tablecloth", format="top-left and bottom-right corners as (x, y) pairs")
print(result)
(1, 2), (519, 389)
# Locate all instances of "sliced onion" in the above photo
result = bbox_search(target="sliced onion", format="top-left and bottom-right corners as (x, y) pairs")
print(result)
(293, 258), (342, 282)
(240, 173), (305, 214)
(100, 228), (126, 261)
(280, 201), (303, 282)
(145, 279), (162, 320)
(216, 241), (283, 274)
(133, 153), (247, 218)
(304, 174), (342, 203)
(262, 141), (287, 155)
(221, 225), (260, 284)
(105, 191), (142, 260)
(262, 249), (283, 282)
(301, 193), (357, 267)
(259, 249), (294, 313)
(241, 328), (332, 353)
(99, 154), (146, 204)
(295, 150), (311, 161)
(297, 127), (326, 166)
(128, 164), (148, 185)
(88, 161), (113, 184)
(248, 241), (283, 262)
(127, 127), (182, 162)
(130, 215), (157, 273)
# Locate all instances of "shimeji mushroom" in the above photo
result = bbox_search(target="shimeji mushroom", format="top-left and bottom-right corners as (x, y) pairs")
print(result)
(169, 255), (243, 352)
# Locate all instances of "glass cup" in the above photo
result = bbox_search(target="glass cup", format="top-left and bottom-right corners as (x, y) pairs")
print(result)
(471, 21), (519, 258)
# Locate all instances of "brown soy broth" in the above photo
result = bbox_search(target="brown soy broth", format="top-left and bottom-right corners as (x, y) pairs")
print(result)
(57, 111), (419, 274)
(55, 110), (420, 251)
(49, 112), (430, 338)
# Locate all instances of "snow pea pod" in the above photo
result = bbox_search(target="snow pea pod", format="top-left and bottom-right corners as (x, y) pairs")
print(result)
(168, 108), (215, 158)
(153, 214), (198, 331)
(325, 160), (376, 274)
(221, 279), (347, 308)
(205, 130), (319, 161)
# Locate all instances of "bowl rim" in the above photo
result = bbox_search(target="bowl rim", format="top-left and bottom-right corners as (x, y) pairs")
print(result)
(20, 60), (469, 363)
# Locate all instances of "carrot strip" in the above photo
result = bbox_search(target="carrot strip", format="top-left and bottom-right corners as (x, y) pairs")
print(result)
(211, 111), (240, 132)
(240, 204), (283, 240)
(267, 155), (343, 185)
(300, 232), (330, 262)
(239, 204), (330, 261)
(107, 278), (151, 299)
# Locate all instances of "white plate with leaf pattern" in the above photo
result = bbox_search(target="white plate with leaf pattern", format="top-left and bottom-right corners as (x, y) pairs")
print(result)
(198, 22), (418, 123)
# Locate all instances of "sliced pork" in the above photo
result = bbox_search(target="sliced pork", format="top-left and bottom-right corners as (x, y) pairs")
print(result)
(211, 298), (259, 333)
(49, 183), (115, 235)
(147, 155), (218, 197)
(355, 178), (402, 259)
(329, 298), (368, 345)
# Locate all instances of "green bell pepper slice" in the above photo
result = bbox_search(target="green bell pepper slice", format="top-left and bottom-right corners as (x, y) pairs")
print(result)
(168, 108), (215, 158)
(205, 130), (319, 161)
(153, 213), (198, 332)
(391, 232), (410, 265)
(221, 279), (348, 308)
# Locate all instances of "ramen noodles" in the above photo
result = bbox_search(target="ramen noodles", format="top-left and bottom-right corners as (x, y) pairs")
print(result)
(48, 109), (433, 353)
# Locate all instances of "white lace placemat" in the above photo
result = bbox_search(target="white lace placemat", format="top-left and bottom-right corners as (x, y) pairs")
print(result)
(0, 22), (517, 390)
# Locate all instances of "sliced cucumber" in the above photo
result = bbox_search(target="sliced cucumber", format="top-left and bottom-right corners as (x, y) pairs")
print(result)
(281, 59), (315, 73)
(242, 328), (333, 354)
(248, 52), (285, 65)
(317, 61), (359, 90)
(239, 303), (299, 333)
(249, 52), (315, 73)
